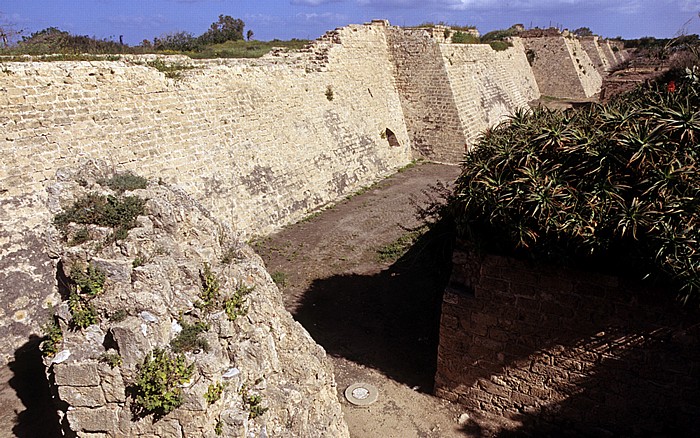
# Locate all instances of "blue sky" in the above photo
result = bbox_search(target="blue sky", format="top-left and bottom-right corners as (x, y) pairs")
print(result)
(1, 1), (699, 45)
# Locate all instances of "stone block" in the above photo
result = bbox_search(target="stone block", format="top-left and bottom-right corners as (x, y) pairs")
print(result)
(67, 407), (119, 433)
(54, 362), (100, 387)
(58, 385), (106, 407)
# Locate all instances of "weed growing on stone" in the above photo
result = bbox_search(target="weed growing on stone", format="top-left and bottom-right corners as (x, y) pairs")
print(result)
(100, 352), (123, 368)
(214, 419), (223, 435)
(325, 85), (334, 101)
(54, 192), (146, 243)
(40, 318), (63, 357)
(71, 264), (106, 297)
(68, 226), (91, 246)
(98, 171), (148, 193)
(204, 382), (224, 404)
(145, 59), (196, 80)
(196, 263), (220, 312)
(170, 320), (210, 353)
(68, 292), (98, 329)
(220, 245), (242, 264)
(224, 284), (253, 321)
(240, 384), (268, 419)
(132, 348), (194, 418)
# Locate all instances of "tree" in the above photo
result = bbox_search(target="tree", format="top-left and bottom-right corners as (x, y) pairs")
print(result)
(246, 29), (254, 41)
(153, 31), (197, 52)
(573, 27), (593, 37)
(197, 15), (245, 45)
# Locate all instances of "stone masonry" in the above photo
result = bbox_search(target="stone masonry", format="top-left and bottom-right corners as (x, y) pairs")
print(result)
(435, 246), (700, 436)
(522, 30), (604, 98)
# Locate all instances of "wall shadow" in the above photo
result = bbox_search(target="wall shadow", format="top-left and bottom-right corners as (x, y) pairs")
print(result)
(438, 252), (700, 437)
(8, 335), (63, 437)
(293, 219), (455, 391)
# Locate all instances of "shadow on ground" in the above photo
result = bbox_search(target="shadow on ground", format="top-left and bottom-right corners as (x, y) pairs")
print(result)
(8, 335), (63, 437)
(294, 219), (455, 392)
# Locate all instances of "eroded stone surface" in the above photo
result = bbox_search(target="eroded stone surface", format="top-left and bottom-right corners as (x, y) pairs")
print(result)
(39, 165), (349, 437)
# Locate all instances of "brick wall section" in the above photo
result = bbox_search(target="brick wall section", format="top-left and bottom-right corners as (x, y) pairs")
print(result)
(386, 28), (468, 163)
(435, 246), (700, 435)
(522, 34), (602, 98)
(439, 38), (540, 149)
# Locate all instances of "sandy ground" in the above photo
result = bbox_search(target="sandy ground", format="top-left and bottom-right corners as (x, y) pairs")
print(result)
(256, 162), (494, 438)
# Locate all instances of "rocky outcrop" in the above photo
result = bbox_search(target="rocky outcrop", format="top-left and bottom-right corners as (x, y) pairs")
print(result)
(41, 163), (349, 437)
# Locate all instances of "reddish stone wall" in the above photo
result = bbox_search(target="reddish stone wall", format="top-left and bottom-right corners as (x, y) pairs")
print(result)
(435, 246), (700, 436)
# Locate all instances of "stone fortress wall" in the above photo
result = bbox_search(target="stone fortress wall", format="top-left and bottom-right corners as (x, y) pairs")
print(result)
(0, 20), (628, 369)
(440, 37), (540, 147)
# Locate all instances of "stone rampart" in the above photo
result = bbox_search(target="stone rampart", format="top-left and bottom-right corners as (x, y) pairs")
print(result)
(440, 38), (540, 148)
(386, 27), (467, 162)
(1, 23), (410, 239)
(580, 36), (612, 73)
(435, 247), (700, 436)
(522, 33), (602, 98)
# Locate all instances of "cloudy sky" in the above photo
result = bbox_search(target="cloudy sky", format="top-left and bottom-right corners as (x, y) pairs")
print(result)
(1, 1), (698, 45)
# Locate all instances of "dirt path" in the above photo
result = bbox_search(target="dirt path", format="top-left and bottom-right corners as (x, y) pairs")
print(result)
(255, 162), (482, 437)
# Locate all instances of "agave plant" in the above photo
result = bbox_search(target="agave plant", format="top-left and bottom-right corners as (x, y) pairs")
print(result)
(452, 69), (700, 305)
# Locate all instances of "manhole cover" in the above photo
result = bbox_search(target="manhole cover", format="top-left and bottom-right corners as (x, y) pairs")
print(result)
(344, 383), (378, 406)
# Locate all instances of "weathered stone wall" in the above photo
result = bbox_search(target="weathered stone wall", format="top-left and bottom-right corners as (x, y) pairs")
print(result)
(41, 164), (349, 437)
(0, 22), (413, 364)
(440, 38), (540, 149)
(0, 22), (410, 239)
(435, 247), (700, 436)
(386, 28), (467, 163)
(580, 36), (612, 74)
(522, 33), (603, 98)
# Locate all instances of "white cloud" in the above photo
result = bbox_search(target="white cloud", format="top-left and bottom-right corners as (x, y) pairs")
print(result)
(296, 12), (348, 22)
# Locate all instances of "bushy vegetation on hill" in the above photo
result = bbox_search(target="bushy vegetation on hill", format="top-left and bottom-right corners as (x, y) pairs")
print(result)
(0, 15), (309, 59)
(451, 69), (700, 304)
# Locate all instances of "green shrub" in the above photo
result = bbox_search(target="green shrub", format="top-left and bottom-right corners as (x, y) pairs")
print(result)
(451, 31), (479, 44)
(68, 292), (98, 328)
(224, 285), (253, 321)
(132, 348), (194, 418)
(270, 271), (287, 288)
(195, 263), (220, 312)
(170, 320), (210, 353)
(204, 382), (224, 404)
(41, 319), (63, 357)
(54, 192), (145, 242)
(109, 309), (128, 322)
(489, 41), (512, 51)
(100, 352), (123, 368)
(71, 264), (106, 297)
(146, 59), (196, 80)
(98, 171), (148, 193)
(452, 74), (700, 304)
(240, 385), (268, 419)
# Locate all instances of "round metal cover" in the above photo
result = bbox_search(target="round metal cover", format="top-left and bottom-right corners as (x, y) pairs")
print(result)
(344, 383), (378, 406)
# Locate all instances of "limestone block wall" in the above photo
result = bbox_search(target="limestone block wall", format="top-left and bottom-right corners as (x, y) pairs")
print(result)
(440, 38), (540, 149)
(0, 22), (411, 364)
(386, 28), (467, 163)
(580, 36), (612, 74)
(435, 247), (700, 436)
(0, 23), (410, 238)
(522, 34), (602, 98)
